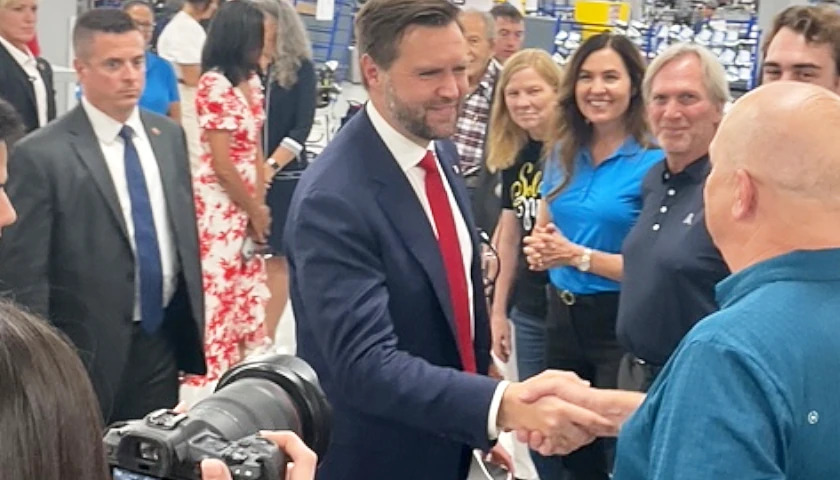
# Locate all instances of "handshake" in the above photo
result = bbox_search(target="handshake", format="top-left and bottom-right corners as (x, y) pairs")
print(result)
(495, 370), (643, 456)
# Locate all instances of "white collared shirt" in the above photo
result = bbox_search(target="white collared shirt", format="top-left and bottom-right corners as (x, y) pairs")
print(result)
(366, 101), (475, 330)
(81, 98), (178, 321)
(366, 101), (507, 439)
(0, 35), (47, 128)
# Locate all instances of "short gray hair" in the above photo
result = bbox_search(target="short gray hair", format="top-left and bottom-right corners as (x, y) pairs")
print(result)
(643, 43), (731, 108)
(251, 0), (312, 89)
(460, 8), (495, 41)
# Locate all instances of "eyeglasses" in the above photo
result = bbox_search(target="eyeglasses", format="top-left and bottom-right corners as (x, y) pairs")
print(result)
(479, 229), (500, 302)
(134, 21), (156, 31)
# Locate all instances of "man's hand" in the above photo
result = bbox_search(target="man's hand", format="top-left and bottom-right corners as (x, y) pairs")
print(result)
(514, 370), (646, 454)
(490, 312), (511, 362)
(496, 372), (618, 456)
(200, 431), (317, 480)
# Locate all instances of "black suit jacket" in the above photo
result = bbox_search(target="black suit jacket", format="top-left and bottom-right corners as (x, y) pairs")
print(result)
(0, 106), (206, 421)
(0, 41), (56, 133)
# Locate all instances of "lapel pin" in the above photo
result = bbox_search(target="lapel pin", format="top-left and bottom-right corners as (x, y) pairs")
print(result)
(151, 127), (161, 136)
(453, 164), (460, 175)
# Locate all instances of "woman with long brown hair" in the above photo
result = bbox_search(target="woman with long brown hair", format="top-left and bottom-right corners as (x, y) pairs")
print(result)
(523, 33), (662, 479)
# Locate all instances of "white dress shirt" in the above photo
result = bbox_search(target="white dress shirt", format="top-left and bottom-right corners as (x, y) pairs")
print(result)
(81, 98), (178, 321)
(0, 35), (47, 127)
(366, 102), (508, 439)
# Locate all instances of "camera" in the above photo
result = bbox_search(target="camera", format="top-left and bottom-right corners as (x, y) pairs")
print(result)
(104, 354), (332, 480)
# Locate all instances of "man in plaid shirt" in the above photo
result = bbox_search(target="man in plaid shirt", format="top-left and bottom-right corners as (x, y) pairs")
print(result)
(453, 9), (500, 231)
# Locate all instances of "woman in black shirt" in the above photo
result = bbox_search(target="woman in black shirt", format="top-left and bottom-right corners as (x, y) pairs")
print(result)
(254, 0), (316, 339)
(485, 49), (565, 480)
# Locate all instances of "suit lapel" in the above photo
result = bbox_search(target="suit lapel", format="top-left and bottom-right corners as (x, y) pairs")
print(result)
(67, 106), (130, 241)
(358, 114), (459, 338)
(141, 112), (177, 220)
(436, 141), (480, 245)
(0, 44), (36, 116)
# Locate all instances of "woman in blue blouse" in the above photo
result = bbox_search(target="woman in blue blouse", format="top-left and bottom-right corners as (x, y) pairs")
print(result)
(123, 0), (181, 120)
(523, 33), (662, 480)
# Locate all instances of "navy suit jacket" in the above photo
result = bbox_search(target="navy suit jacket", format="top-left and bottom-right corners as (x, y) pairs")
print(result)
(285, 108), (500, 480)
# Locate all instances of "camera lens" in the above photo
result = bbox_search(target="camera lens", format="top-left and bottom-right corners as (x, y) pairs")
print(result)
(189, 354), (332, 457)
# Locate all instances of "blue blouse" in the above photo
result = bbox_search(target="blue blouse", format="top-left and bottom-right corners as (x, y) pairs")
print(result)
(540, 137), (662, 295)
(138, 51), (179, 116)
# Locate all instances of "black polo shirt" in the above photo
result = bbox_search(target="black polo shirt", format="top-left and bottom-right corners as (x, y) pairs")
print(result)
(616, 156), (730, 366)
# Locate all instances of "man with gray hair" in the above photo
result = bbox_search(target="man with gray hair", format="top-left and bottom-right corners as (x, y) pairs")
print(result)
(452, 8), (501, 233)
(614, 43), (731, 392)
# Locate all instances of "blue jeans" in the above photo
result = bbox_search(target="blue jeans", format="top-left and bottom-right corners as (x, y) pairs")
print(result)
(511, 307), (567, 480)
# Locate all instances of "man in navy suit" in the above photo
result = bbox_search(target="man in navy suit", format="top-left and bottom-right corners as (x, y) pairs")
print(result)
(284, 1), (617, 479)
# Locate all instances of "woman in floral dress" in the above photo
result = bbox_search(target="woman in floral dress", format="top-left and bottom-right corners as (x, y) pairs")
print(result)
(181, 2), (270, 404)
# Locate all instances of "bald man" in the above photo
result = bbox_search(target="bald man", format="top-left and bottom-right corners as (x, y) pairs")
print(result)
(517, 82), (840, 478)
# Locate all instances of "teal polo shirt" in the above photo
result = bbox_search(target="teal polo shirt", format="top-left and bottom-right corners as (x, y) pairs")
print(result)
(615, 248), (840, 479)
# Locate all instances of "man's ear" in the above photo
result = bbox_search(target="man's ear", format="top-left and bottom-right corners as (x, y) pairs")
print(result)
(360, 54), (382, 89)
(732, 168), (756, 221)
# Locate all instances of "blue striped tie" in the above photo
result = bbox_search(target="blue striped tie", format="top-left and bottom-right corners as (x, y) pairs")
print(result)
(119, 125), (164, 333)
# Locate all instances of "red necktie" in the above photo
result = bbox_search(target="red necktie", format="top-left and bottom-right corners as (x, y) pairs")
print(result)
(419, 151), (477, 373)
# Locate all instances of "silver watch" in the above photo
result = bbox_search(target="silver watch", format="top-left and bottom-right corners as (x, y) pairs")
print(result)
(576, 248), (593, 272)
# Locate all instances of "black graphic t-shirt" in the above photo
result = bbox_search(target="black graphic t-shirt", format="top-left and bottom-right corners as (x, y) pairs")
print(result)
(500, 139), (548, 319)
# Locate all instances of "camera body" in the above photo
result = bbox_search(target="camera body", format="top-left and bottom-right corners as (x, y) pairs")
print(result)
(104, 410), (285, 480)
(104, 354), (331, 480)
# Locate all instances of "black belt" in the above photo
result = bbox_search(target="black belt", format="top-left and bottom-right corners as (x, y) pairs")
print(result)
(552, 288), (616, 306)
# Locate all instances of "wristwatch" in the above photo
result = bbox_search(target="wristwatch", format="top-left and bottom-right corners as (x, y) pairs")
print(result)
(576, 248), (593, 272)
(266, 157), (281, 172)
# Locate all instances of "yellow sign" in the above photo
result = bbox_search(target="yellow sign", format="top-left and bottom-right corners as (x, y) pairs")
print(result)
(573, 1), (630, 39)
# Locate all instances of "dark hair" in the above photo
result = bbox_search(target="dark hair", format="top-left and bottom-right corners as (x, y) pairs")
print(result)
(73, 8), (139, 59)
(122, 0), (153, 12)
(0, 300), (109, 480)
(202, 1), (264, 86)
(547, 33), (651, 199)
(0, 98), (24, 148)
(489, 3), (524, 22)
(354, 0), (460, 71)
(763, 5), (840, 76)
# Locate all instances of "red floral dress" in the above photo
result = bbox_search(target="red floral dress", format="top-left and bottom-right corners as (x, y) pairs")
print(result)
(182, 70), (269, 396)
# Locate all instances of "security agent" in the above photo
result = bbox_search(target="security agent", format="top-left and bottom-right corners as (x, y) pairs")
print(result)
(616, 43), (730, 391)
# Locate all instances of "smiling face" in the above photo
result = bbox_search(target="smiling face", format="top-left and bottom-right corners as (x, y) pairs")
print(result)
(362, 21), (468, 145)
(647, 54), (722, 165)
(461, 12), (494, 82)
(574, 47), (632, 129)
(504, 66), (559, 138)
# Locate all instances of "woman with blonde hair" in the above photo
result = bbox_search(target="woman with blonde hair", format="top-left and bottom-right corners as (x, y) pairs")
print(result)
(486, 48), (565, 480)
(252, 0), (317, 343)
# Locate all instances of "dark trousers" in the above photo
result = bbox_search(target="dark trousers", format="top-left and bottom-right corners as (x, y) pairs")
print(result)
(109, 323), (179, 424)
(545, 288), (625, 480)
(617, 353), (663, 393)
